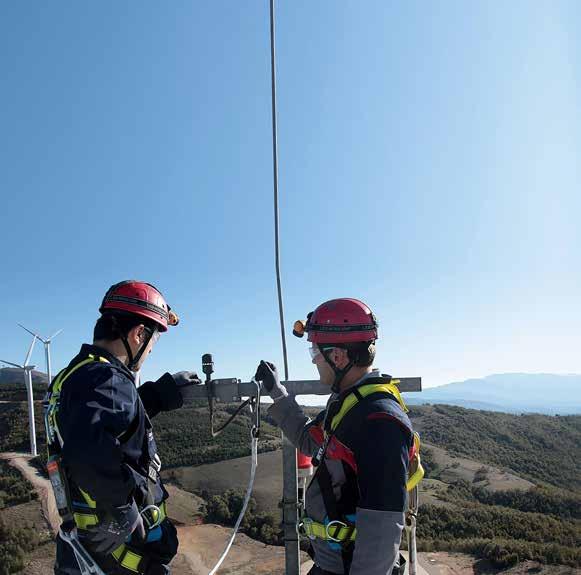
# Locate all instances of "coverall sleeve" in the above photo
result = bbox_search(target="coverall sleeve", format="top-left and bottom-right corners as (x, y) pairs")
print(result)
(138, 372), (183, 418)
(267, 396), (325, 456)
(61, 367), (138, 508)
(348, 418), (410, 575)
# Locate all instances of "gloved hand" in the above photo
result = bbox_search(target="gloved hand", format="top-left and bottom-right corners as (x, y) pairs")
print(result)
(172, 371), (202, 404)
(84, 500), (145, 555)
(254, 360), (288, 401)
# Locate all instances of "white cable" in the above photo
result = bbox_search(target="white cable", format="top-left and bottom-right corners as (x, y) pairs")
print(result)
(208, 427), (259, 575)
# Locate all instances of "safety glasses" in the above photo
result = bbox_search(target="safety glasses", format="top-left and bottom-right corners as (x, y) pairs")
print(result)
(144, 328), (160, 345)
(308, 346), (321, 360)
(309, 345), (335, 360)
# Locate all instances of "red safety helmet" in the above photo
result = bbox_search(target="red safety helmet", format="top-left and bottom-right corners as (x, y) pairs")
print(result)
(293, 298), (378, 344)
(99, 281), (179, 332)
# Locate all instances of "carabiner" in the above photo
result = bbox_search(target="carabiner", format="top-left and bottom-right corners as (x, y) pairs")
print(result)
(140, 505), (162, 529)
(325, 519), (347, 543)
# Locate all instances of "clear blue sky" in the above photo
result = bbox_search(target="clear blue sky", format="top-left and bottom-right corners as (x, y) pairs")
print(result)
(1, 1), (579, 394)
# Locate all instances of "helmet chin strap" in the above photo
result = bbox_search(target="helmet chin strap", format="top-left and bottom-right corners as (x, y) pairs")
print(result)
(121, 329), (154, 372)
(320, 346), (354, 394)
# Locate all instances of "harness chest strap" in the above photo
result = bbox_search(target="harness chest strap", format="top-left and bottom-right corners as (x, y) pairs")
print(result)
(326, 380), (425, 492)
(299, 517), (357, 543)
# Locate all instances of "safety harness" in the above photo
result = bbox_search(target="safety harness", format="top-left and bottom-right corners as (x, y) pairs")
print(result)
(45, 353), (165, 575)
(299, 377), (424, 556)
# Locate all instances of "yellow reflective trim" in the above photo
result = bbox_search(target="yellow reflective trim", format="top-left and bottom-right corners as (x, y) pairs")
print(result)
(300, 518), (357, 542)
(112, 545), (124, 559)
(330, 381), (408, 431)
(110, 504), (167, 573)
(73, 512), (98, 529)
(122, 549), (142, 572)
(47, 358), (97, 446)
(327, 380), (422, 491)
(406, 431), (424, 491)
(111, 544), (142, 573)
(79, 488), (97, 509)
(330, 394), (359, 431)
(52, 358), (96, 396)
(407, 458), (425, 491)
(46, 355), (110, 446)
(88, 354), (111, 364)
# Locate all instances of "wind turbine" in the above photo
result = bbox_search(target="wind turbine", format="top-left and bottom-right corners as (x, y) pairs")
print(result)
(1, 335), (39, 456)
(18, 324), (62, 385)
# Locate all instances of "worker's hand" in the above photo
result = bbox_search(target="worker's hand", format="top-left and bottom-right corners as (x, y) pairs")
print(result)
(172, 371), (202, 404)
(84, 500), (144, 555)
(254, 360), (288, 401)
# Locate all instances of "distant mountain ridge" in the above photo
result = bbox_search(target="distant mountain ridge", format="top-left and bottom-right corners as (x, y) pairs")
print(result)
(0, 367), (48, 386)
(405, 373), (581, 414)
(3, 367), (579, 415)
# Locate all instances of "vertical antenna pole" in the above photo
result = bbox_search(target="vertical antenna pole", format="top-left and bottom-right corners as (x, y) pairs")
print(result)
(270, 0), (289, 381)
(269, 1), (300, 573)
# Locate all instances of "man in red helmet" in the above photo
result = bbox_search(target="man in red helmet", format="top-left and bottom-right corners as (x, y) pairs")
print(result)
(46, 281), (201, 575)
(255, 298), (416, 575)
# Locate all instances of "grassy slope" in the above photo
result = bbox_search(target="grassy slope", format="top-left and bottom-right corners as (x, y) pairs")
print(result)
(1, 397), (581, 568)
(410, 404), (581, 491)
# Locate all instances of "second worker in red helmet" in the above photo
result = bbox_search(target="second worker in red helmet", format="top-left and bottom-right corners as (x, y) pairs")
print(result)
(46, 281), (201, 575)
(255, 298), (419, 575)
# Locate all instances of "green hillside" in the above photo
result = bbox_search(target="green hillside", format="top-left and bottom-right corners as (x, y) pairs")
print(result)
(154, 403), (281, 467)
(1, 398), (581, 569)
(410, 404), (581, 491)
(0, 399), (281, 468)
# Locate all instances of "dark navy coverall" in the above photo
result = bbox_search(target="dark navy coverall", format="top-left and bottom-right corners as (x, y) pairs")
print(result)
(52, 344), (183, 575)
(268, 370), (413, 575)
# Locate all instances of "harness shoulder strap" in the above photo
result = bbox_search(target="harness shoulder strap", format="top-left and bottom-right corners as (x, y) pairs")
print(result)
(325, 377), (424, 492)
(46, 354), (110, 449)
(330, 378), (408, 433)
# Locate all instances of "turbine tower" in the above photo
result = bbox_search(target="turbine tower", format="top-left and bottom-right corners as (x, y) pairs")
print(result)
(1, 335), (38, 456)
(18, 324), (62, 385)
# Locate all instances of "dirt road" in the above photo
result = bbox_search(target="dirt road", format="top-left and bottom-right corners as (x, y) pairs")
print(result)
(0, 451), (61, 533)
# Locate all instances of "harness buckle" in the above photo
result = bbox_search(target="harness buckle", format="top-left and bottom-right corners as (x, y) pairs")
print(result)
(140, 505), (162, 530)
(298, 517), (316, 541)
(325, 520), (347, 543)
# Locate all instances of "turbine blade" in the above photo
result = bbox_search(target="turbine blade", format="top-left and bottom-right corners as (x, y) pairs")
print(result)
(0, 359), (23, 369)
(18, 323), (42, 340)
(47, 329), (63, 342)
(24, 336), (37, 366)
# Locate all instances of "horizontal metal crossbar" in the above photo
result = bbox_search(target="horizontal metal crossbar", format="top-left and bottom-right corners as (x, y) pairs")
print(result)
(193, 377), (421, 403)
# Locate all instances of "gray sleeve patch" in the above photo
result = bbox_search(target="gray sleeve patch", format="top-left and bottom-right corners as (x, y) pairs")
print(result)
(349, 507), (404, 575)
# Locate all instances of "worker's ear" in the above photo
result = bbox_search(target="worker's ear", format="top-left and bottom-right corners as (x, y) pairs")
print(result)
(127, 324), (146, 345)
(330, 347), (350, 369)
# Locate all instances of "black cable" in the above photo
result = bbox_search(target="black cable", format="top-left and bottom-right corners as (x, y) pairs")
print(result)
(210, 398), (252, 438)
